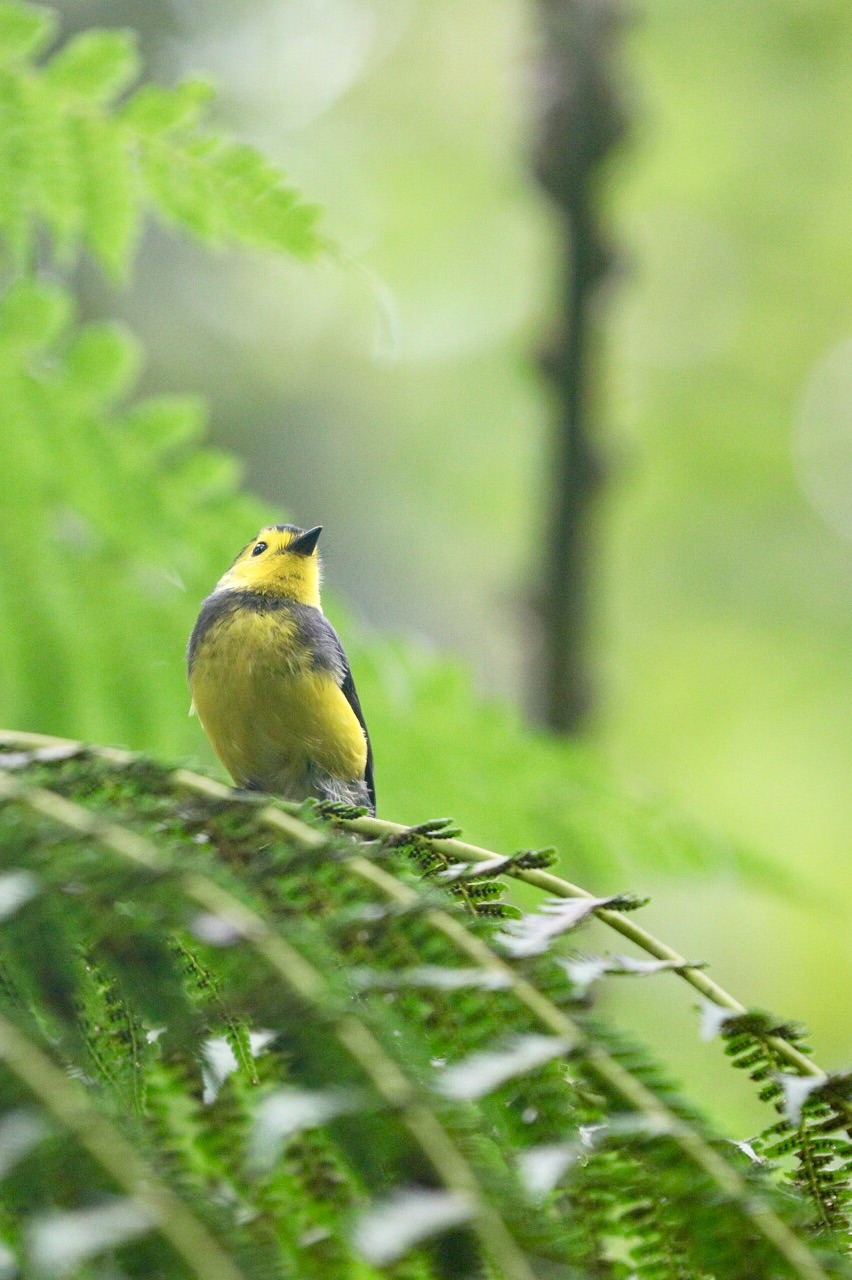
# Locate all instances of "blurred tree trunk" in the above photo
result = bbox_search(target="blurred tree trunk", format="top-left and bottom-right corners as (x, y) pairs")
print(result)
(532, 0), (629, 732)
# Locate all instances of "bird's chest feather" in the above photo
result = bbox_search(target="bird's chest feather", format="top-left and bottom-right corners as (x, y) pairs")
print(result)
(190, 607), (365, 788)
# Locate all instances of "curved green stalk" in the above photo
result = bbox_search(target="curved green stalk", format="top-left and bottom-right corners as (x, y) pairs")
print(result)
(333, 813), (826, 1083)
(0, 731), (833, 1086)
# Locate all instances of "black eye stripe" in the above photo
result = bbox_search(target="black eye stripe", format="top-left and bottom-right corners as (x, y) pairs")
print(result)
(251, 541), (268, 557)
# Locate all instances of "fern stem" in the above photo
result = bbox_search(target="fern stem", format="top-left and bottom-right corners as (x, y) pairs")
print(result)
(0, 732), (833, 1091)
(326, 815), (829, 1084)
(0, 1006), (247, 1280)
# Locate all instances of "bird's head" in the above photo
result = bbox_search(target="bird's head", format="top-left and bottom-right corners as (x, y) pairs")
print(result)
(215, 524), (323, 606)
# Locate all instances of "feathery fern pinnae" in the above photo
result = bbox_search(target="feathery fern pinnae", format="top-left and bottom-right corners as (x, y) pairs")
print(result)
(0, 1), (322, 277)
(0, 733), (849, 1279)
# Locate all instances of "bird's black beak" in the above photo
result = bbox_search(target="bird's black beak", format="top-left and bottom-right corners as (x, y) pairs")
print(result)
(289, 525), (323, 557)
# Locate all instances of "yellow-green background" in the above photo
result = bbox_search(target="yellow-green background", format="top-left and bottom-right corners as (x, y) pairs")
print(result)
(32, 0), (852, 1129)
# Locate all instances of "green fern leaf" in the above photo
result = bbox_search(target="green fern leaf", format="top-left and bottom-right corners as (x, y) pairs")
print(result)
(42, 28), (139, 105)
(0, 1), (54, 64)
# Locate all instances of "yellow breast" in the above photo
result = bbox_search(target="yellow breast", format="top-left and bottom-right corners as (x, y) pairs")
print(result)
(189, 603), (367, 795)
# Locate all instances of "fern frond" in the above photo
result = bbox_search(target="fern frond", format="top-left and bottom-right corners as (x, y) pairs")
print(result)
(0, 1), (324, 278)
(0, 738), (849, 1279)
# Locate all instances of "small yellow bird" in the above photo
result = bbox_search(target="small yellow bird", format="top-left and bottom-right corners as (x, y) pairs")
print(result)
(187, 524), (375, 813)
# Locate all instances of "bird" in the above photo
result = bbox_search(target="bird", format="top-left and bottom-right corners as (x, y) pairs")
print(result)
(187, 524), (375, 814)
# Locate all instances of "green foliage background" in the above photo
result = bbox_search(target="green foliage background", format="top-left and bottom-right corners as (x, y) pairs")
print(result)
(0, 2), (851, 1273)
(0, 0), (850, 1184)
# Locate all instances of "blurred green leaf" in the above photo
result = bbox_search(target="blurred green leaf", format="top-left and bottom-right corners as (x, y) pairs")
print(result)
(0, 1), (53, 64)
(43, 29), (140, 104)
(120, 79), (215, 135)
(0, 3), (324, 276)
(0, 277), (68, 347)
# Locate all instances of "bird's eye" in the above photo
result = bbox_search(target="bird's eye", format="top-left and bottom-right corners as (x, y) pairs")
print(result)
(251, 541), (268, 557)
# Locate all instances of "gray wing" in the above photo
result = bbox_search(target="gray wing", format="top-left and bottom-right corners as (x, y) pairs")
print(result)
(292, 605), (376, 812)
(340, 661), (375, 812)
